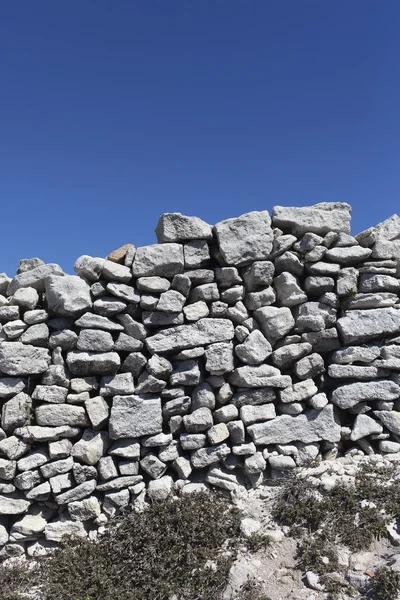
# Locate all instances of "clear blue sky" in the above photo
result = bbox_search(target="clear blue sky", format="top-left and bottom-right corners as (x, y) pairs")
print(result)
(1, 1), (399, 275)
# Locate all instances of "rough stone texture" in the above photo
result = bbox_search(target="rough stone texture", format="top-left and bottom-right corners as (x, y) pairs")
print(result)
(109, 395), (162, 439)
(214, 211), (273, 266)
(45, 275), (92, 317)
(132, 244), (184, 277)
(0, 343), (51, 376)
(272, 203), (351, 236)
(3, 204), (400, 556)
(155, 213), (213, 242)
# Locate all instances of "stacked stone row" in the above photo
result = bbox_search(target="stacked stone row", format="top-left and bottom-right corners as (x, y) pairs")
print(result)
(2, 202), (400, 558)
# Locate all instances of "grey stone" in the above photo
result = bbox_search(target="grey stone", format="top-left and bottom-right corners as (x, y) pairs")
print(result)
(114, 332), (143, 352)
(191, 443), (231, 468)
(48, 329), (78, 350)
(170, 360), (201, 386)
(93, 297), (126, 317)
(254, 306), (295, 345)
(346, 292), (398, 309)
(184, 240), (211, 268)
(280, 379), (318, 404)
(45, 275), (92, 317)
(45, 516), (87, 542)
(109, 395), (162, 439)
(85, 396), (109, 429)
(205, 342), (234, 375)
(272, 342), (312, 370)
(242, 261), (275, 291)
(240, 404), (276, 426)
(214, 211), (273, 266)
(7, 264), (64, 295)
(17, 449), (49, 471)
(163, 396), (191, 418)
(19, 323), (49, 346)
(294, 353), (325, 380)
(350, 415), (383, 441)
(36, 404), (89, 427)
(301, 329), (340, 353)
(183, 407), (213, 433)
(372, 411), (400, 435)
(331, 381), (400, 409)
(328, 365), (386, 380)
(11, 287), (39, 310)
(136, 277), (170, 293)
(274, 251), (304, 276)
(68, 496), (101, 521)
(274, 272), (307, 307)
(66, 351), (120, 376)
(337, 308), (400, 344)
(71, 429), (109, 466)
(359, 274), (400, 293)
(135, 372), (166, 394)
(183, 301), (209, 321)
(0, 343), (50, 376)
(155, 291), (185, 315)
(14, 425), (80, 442)
(121, 352), (147, 377)
(100, 373), (135, 396)
(231, 388), (276, 408)
(248, 405), (341, 444)
(75, 313), (124, 331)
(272, 202), (351, 236)
(132, 243), (184, 277)
(0, 496), (31, 515)
(106, 282), (140, 305)
(156, 213), (212, 243)
(102, 260), (132, 283)
(77, 329), (114, 352)
(0, 305), (19, 322)
(40, 457), (73, 479)
(117, 314), (147, 340)
(304, 276), (334, 295)
(0, 458), (16, 480)
(325, 246), (372, 264)
(235, 330), (272, 365)
(229, 365), (291, 388)
(48, 439), (73, 460)
(74, 255), (105, 282)
(142, 311), (184, 327)
(244, 452), (266, 474)
(140, 454), (167, 479)
(0, 436), (30, 460)
(146, 318), (234, 354)
(1, 392), (32, 432)
(108, 439), (140, 459)
(31, 385), (68, 404)
(356, 214), (400, 246)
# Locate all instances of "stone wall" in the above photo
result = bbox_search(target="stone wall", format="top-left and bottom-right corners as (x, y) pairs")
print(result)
(1, 202), (400, 558)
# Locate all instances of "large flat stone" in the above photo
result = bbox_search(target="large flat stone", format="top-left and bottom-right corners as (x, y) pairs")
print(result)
(7, 264), (64, 295)
(331, 380), (400, 409)
(214, 211), (273, 266)
(132, 244), (184, 277)
(0, 495), (31, 515)
(247, 405), (341, 444)
(45, 275), (92, 317)
(109, 395), (162, 439)
(145, 318), (234, 354)
(35, 404), (89, 427)
(66, 351), (120, 376)
(0, 343), (51, 376)
(272, 202), (351, 236)
(155, 213), (213, 242)
(337, 308), (400, 344)
(228, 365), (291, 388)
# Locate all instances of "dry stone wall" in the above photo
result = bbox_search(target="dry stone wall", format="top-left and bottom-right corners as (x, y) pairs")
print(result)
(1, 202), (400, 558)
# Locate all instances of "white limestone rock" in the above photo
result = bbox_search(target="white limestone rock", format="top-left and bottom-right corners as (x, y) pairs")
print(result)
(66, 351), (120, 376)
(331, 380), (400, 409)
(254, 306), (295, 345)
(156, 213), (213, 243)
(132, 243), (184, 277)
(36, 404), (89, 427)
(145, 318), (234, 354)
(228, 365), (291, 388)
(0, 343), (51, 376)
(45, 275), (92, 317)
(235, 330), (272, 365)
(248, 405), (341, 444)
(272, 202), (351, 236)
(337, 308), (400, 345)
(109, 395), (162, 439)
(214, 211), (273, 267)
